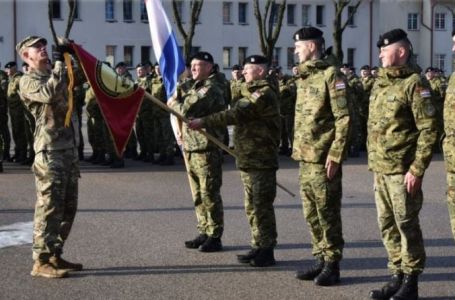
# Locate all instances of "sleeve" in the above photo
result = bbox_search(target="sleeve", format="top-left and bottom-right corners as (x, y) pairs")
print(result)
(409, 78), (438, 177)
(19, 61), (66, 104)
(327, 69), (351, 163)
(179, 81), (224, 118)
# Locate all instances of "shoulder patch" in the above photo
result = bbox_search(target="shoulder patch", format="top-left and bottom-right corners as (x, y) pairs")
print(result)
(197, 86), (209, 97)
(420, 89), (431, 98)
(251, 91), (263, 100)
(424, 102), (436, 117)
(335, 80), (346, 90)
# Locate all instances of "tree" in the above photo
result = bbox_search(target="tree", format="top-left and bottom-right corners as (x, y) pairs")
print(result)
(332, 0), (362, 65)
(253, 0), (286, 65)
(172, 0), (204, 61)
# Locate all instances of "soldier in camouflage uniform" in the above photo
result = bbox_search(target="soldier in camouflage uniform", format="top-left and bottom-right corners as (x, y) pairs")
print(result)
(189, 55), (281, 267)
(0, 66), (11, 161)
(368, 29), (437, 300)
(442, 30), (455, 242)
(360, 65), (375, 152)
(17, 36), (82, 278)
(85, 85), (107, 164)
(276, 67), (296, 156)
(21, 62), (36, 165)
(169, 52), (225, 252)
(291, 27), (351, 286)
(6, 62), (27, 163)
(230, 64), (244, 105)
(425, 67), (446, 152)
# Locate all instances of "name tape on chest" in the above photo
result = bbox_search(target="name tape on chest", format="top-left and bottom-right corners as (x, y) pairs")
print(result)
(335, 80), (346, 90)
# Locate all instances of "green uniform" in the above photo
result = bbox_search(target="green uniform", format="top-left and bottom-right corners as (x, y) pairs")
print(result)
(19, 61), (80, 262)
(171, 77), (225, 238)
(429, 77), (446, 148)
(203, 79), (280, 249)
(278, 76), (297, 153)
(442, 73), (455, 240)
(85, 86), (106, 158)
(135, 76), (155, 159)
(346, 74), (364, 154)
(368, 65), (437, 275)
(293, 59), (351, 262)
(360, 76), (375, 150)
(7, 71), (27, 160)
(230, 78), (244, 105)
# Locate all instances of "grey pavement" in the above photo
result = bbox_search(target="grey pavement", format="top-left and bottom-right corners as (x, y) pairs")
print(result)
(0, 152), (454, 300)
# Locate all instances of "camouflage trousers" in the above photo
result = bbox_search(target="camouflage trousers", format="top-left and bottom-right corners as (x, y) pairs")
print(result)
(374, 173), (425, 275)
(154, 117), (175, 158)
(446, 172), (455, 240)
(136, 112), (155, 156)
(32, 148), (80, 262)
(299, 162), (344, 262)
(240, 168), (277, 249)
(8, 105), (27, 154)
(87, 115), (105, 153)
(186, 150), (224, 238)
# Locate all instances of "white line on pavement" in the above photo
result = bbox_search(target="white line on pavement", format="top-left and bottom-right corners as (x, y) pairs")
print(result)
(0, 222), (33, 249)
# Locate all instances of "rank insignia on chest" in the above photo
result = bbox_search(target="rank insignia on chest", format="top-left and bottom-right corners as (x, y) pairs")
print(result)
(197, 87), (209, 96)
(420, 89), (431, 98)
(335, 81), (346, 90)
(251, 91), (262, 100)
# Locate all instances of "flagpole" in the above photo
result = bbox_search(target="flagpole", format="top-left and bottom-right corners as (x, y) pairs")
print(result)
(143, 92), (296, 198)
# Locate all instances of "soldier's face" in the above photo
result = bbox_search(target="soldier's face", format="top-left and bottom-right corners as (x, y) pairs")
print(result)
(136, 67), (146, 78)
(191, 59), (212, 81)
(425, 71), (435, 80)
(232, 70), (241, 80)
(360, 70), (370, 78)
(242, 64), (263, 83)
(379, 44), (402, 67)
(23, 42), (49, 68)
(294, 41), (312, 63)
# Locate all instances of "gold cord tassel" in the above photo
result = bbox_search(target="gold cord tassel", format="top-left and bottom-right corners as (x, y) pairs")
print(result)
(64, 52), (75, 127)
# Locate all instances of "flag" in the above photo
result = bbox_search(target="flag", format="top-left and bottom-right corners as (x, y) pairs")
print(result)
(70, 43), (145, 157)
(145, 0), (185, 99)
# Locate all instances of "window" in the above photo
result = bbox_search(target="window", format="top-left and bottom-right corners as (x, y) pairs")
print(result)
(287, 47), (295, 69)
(223, 2), (232, 24)
(302, 5), (311, 26)
(435, 13), (446, 30)
(105, 0), (115, 21)
(347, 6), (356, 26)
(106, 45), (116, 67)
(273, 47), (281, 67)
(140, 0), (148, 22)
(287, 4), (296, 26)
(51, 0), (61, 19)
(123, 0), (133, 22)
(435, 54), (446, 72)
(238, 2), (248, 24)
(141, 46), (151, 64)
(124, 46), (134, 67)
(316, 5), (325, 26)
(408, 13), (418, 30)
(175, 1), (184, 23)
(347, 48), (355, 68)
(238, 47), (247, 65)
(223, 47), (232, 68)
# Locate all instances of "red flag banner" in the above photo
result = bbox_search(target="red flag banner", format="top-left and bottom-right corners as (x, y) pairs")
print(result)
(70, 43), (144, 157)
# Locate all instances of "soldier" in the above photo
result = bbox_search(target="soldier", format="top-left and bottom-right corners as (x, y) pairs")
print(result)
(359, 65), (375, 151)
(368, 29), (437, 300)
(371, 66), (379, 78)
(5, 61), (27, 163)
(230, 64), (244, 106)
(425, 67), (445, 152)
(292, 27), (351, 286)
(21, 62), (36, 165)
(84, 85), (107, 164)
(276, 66), (296, 156)
(188, 55), (280, 267)
(17, 36), (82, 278)
(168, 52), (225, 252)
(0, 63), (11, 162)
(442, 30), (455, 242)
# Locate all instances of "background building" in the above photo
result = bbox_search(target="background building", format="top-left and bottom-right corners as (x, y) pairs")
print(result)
(0, 0), (454, 77)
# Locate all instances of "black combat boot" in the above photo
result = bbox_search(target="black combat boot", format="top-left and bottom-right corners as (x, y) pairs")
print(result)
(143, 153), (155, 163)
(237, 248), (260, 264)
(314, 261), (340, 286)
(390, 274), (418, 300)
(295, 258), (325, 280)
(199, 237), (222, 252)
(0, 161), (3, 173)
(85, 151), (98, 162)
(249, 248), (275, 267)
(369, 273), (403, 299)
(184, 234), (208, 249)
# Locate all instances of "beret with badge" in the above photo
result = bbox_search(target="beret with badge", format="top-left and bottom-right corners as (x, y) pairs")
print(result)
(115, 62), (126, 68)
(232, 64), (242, 71)
(4, 61), (17, 69)
(377, 28), (411, 48)
(293, 27), (324, 41)
(16, 36), (47, 55)
(243, 55), (268, 66)
(191, 51), (214, 64)
(360, 65), (370, 71)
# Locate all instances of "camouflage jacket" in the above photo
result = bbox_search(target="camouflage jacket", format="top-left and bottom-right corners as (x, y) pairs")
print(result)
(19, 61), (79, 153)
(278, 76), (297, 116)
(7, 72), (24, 109)
(136, 76), (154, 115)
(203, 79), (280, 170)
(367, 64), (437, 177)
(230, 78), (244, 105)
(429, 77), (446, 119)
(150, 76), (168, 118)
(171, 77), (225, 152)
(292, 59), (351, 164)
(84, 86), (102, 119)
(443, 73), (455, 172)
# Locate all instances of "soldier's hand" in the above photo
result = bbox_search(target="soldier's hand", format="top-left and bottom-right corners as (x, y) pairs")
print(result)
(325, 159), (339, 181)
(188, 118), (203, 130)
(404, 171), (422, 197)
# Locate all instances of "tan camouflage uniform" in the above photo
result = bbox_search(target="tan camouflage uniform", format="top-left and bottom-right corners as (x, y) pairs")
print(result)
(368, 65), (437, 275)
(292, 59), (351, 262)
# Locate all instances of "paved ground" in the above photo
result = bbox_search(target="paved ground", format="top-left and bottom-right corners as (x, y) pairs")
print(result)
(0, 152), (454, 300)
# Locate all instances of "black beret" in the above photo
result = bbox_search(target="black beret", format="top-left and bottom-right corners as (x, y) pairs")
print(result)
(377, 28), (409, 48)
(341, 63), (350, 68)
(5, 61), (17, 69)
(425, 67), (434, 73)
(243, 55), (268, 66)
(22, 62), (29, 67)
(191, 51), (214, 64)
(293, 27), (323, 41)
(136, 62), (146, 68)
(232, 64), (242, 71)
(371, 66), (379, 71)
(115, 62), (126, 68)
(360, 65), (370, 71)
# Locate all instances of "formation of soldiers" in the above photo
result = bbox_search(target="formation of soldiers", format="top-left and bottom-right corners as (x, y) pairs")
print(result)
(3, 25), (455, 300)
